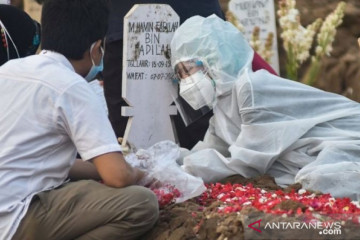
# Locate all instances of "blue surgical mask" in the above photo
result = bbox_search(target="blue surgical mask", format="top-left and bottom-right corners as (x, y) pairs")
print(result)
(85, 42), (104, 82)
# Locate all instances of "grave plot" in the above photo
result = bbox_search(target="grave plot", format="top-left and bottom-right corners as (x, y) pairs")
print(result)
(144, 175), (360, 240)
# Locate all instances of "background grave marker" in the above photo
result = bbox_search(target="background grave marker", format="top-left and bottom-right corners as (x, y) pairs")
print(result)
(229, 0), (280, 73)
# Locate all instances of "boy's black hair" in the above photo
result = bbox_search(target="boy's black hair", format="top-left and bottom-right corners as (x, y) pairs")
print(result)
(0, 5), (41, 66)
(41, 0), (109, 60)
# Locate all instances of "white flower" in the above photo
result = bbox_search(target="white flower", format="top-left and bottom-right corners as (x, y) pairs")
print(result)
(315, 1), (346, 59)
(298, 189), (306, 195)
(287, 9), (299, 22)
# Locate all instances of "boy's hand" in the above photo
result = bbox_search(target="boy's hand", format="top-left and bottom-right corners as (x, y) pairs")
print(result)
(136, 169), (161, 188)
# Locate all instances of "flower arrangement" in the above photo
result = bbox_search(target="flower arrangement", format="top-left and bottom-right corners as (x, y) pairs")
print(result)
(198, 183), (360, 223)
(250, 26), (261, 52)
(277, 0), (346, 83)
(250, 26), (274, 64)
(304, 1), (346, 85)
(277, 0), (322, 80)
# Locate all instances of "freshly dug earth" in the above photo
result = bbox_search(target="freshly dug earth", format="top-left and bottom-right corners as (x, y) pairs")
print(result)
(143, 175), (360, 240)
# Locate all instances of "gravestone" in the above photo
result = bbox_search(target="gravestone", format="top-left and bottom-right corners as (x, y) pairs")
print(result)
(229, 0), (280, 73)
(122, 4), (179, 149)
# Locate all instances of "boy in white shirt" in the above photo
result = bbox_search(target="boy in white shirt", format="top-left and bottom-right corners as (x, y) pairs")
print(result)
(0, 0), (158, 239)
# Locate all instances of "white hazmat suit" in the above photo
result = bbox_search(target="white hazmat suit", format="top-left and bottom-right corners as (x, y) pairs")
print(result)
(171, 15), (360, 200)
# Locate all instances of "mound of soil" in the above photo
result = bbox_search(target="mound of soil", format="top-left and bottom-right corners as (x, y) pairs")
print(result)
(143, 175), (360, 240)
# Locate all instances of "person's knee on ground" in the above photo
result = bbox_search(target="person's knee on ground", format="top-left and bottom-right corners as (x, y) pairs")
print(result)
(13, 181), (159, 240)
(75, 183), (159, 240)
(120, 185), (159, 229)
(73, 181), (159, 239)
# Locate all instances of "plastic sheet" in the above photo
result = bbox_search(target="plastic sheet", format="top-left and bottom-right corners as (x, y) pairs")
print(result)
(125, 141), (206, 203)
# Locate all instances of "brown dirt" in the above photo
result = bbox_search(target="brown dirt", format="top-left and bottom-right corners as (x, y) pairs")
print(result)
(142, 175), (360, 240)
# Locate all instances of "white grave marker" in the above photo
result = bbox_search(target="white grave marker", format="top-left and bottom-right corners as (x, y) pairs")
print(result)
(229, 0), (280, 73)
(122, 4), (179, 149)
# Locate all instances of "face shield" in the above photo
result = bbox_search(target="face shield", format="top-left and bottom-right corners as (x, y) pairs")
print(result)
(171, 58), (215, 126)
(171, 15), (255, 97)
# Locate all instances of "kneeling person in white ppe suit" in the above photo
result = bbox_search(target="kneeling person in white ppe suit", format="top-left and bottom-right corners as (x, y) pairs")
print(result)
(171, 14), (360, 200)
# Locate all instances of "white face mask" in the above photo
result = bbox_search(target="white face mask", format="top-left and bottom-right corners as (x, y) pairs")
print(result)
(179, 71), (215, 110)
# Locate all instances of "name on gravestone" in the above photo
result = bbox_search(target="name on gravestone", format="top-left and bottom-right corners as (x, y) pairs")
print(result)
(229, 0), (280, 73)
(122, 4), (179, 149)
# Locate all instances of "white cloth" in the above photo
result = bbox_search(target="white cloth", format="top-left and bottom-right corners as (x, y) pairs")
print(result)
(0, 50), (121, 240)
(172, 15), (360, 200)
(89, 79), (108, 115)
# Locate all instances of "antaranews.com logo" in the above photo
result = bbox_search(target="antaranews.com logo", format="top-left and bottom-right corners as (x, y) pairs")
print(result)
(245, 218), (350, 240)
(262, 220), (341, 235)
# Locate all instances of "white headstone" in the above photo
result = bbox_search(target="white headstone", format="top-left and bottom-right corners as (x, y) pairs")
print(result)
(122, 4), (179, 149)
(229, 0), (280, 73)
(0, 0), (10, 4)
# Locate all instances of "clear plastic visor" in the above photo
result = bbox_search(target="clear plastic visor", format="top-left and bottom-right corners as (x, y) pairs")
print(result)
(174, 59), (205, 82)
(171, 58), (213, 126)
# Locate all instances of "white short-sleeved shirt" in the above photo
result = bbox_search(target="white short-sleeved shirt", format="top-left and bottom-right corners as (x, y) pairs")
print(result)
(0, 50), (122, 240)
